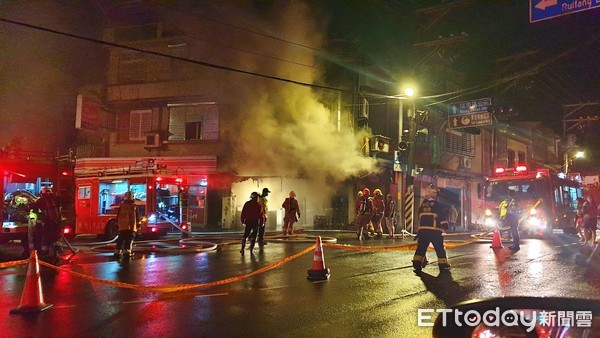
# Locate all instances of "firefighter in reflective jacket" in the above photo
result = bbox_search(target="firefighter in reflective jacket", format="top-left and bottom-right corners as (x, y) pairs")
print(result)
(412, 184), (451, 272)
(357, 188), (373, 240)
(371, 189), (385, 239)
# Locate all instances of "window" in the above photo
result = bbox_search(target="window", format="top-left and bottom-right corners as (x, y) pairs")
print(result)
(78, 186), (91, 199)
(118, 51), (147, 84)
(185, 121), (202, 140)
(444, 129), (475, 157)
(129, 110), (152, 141)
(518, 151), (526, 165)
(508, 149), (516, 168)
(169, 104), (219, 141)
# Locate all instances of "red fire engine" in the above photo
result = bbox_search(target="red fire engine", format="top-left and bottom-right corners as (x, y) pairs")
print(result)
(480, 165), (583, 237)
(72, 157), (214, 238)
(1, 150), (75, 246)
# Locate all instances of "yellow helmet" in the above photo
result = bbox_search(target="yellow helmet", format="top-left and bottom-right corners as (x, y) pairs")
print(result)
(374, 189), (382, 196)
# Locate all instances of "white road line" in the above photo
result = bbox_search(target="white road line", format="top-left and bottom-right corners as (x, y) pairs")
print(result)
(122, 299), (153, 304)
(310, 280), (329, 284)
(195, 292), (229, 298)
(259, 285), (290, 291)
(52, 305), (76, 309)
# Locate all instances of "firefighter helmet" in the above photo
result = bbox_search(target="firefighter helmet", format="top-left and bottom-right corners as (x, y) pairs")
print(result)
(374, 189), (382, 196)
(362, 188), (370, 196)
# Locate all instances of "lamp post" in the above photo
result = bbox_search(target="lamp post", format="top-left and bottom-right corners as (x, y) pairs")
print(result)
(397, 87), (414, 237)
(564, 150), (584, 174)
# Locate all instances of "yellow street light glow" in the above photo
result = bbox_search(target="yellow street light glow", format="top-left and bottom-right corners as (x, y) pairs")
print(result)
(575, 151), (584, 158)
(404, 88), (415, 97)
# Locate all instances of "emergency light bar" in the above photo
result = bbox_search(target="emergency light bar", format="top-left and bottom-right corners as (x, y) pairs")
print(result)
(515, 165), (528, 174)
(493, 165), (529, 176)
(494, 167), (506, 175)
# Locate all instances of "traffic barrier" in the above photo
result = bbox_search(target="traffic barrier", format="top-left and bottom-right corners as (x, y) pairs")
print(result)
(490, 229), (503, 249)
(307, 236), (330, 281)
(10, 250), (53, 314)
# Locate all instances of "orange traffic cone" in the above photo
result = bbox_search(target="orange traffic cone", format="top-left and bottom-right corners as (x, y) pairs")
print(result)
(10, 250), (53, 314)
(307, 236), (330, 281)
(490, 229), (503, 249)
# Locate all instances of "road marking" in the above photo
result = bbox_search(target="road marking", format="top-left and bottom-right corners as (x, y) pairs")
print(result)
(123, 299), (153, 304)
(195, 292), (228, 298)
(122, 292), (230, 304)
(259, 285), (290, 291)
(52, 304), (76, 309)
(310, 280), (329, 284)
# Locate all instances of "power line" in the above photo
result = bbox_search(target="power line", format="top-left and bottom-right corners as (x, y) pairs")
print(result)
(0, 17), (349, 94)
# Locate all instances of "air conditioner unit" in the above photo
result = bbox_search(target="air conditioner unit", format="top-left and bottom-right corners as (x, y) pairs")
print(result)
(145, 133), (161, 148)
(459, 157), (472, 169)
(369, 135), (390, 153)
(359, 98), (369, 119)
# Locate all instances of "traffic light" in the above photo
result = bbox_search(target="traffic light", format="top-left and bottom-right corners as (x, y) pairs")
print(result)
(394, 149), (407, 166)
(398, 141), (409, 151)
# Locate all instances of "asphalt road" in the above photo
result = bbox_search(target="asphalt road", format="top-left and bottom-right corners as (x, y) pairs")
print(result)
(0, 231), (599, 337)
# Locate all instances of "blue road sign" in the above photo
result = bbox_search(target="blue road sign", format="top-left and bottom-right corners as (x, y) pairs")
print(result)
(448, 98), (493, 129)
(530, 0), (600, 23)
(448, 98), (492, 116)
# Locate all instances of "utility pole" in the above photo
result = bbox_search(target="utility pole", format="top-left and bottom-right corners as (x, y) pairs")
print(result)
(397, 100), (405, 236)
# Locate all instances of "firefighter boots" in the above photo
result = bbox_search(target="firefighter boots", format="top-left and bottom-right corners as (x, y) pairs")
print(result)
(240, 238), (247, 254)
(249, 239), (256, 253)
(439, 263), (452, 271)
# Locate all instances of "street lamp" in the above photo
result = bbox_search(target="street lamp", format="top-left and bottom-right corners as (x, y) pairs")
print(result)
(564, 150), (584, 174)
(398, 87), (415, 146)
(397, 87), (415, 237)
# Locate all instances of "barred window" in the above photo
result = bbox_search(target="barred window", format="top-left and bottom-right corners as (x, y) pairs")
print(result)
(129, 110), (152, 141)
(444, 129), (475, 157)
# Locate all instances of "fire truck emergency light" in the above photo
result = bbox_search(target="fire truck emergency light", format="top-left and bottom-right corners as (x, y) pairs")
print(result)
(494, 167), (506, 175)
(515, 165), (528, 174)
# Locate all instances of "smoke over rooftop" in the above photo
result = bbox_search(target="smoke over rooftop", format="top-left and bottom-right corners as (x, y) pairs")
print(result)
(188, 1), (377, 182)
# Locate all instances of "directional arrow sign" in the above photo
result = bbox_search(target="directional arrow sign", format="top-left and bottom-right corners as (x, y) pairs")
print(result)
(530, 0), (600, 23)
(448, 112), (493, 129)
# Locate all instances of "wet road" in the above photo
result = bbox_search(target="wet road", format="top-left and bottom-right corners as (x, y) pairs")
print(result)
(1, 232), (599, 337)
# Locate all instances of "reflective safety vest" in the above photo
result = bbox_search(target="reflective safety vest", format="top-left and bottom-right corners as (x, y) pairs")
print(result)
(417, 199), (448, 231)
(499, 198), (517, 219)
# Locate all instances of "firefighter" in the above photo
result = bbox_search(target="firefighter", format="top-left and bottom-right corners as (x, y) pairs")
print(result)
(500, 190), (521, 251)
(371, 189), (385, 239)
(581, 195), (597, 247)
(355, 190), (363, 226)
(258, 187), (270, 247)
(282, 191), (300, 235)
(384, 194), (396, 238)
(114, 191), (138, 258)
(357, 188), (373, 240)
(412, 184), (451, 272)
(240, 192), (264, 254)
(32, 186), (62, 260)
